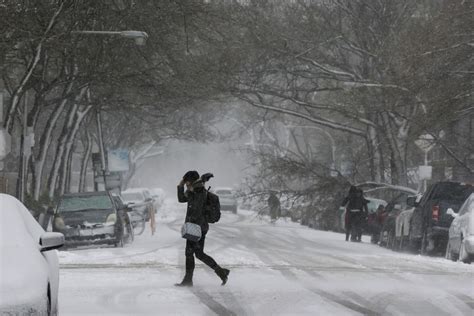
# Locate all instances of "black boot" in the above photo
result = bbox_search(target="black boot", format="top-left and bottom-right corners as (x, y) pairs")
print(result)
(175, 270), (193, 287)
(214, 266), (230, 285)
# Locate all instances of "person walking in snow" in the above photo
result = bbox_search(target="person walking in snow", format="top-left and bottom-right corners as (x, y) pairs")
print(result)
(342, 186), (369, 242)
(175, 170), (230, 287)
(268, 191), (281, 222)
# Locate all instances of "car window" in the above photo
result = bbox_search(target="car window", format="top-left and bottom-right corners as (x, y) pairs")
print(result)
(216, 190), (233, 196)
(143, 191), (151, 199)
(122, 192), (144, 201)
(59, 195), (113, 212)
(431, 183), (473, 201)
(459, 194), (474, 216)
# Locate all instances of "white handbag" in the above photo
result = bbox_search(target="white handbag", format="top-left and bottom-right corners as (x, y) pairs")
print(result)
(181, 222), (202, 242)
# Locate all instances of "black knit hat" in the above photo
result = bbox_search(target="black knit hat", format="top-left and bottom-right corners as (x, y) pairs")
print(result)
(183, 170), (200, 183)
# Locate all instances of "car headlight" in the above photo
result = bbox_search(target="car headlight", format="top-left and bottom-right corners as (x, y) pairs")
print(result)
(54, 216), (65, 230)
(106, 213), (117, 224)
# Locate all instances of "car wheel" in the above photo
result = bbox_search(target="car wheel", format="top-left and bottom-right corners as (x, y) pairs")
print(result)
(459, 237), (472, 264)
(445, 241), (457, 262)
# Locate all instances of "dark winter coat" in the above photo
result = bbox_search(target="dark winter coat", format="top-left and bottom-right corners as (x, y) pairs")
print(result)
(177, 179), (209, 233)
(342, 189), (369, 214)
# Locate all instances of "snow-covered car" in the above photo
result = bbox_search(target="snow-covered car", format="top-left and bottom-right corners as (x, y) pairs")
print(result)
(379, 192), (414, 249)
(213, 187), (238, 214)
(121, 188), (155, 221)
(393, 195), (421, 250)
(0, 194), (64, 315)
(53, 192), (127, 247)
(446, 193), (474, 263)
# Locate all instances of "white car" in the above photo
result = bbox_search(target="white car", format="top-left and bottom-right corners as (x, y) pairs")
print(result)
(0, 194), (64, 315)
(213, 187), (238, 214)
(446, 193), (474, 263)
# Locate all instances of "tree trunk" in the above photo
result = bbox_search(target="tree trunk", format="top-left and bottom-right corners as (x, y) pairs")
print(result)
(380, 112), (408, 185)
(3, 2), (65, 132)
(47, 85), (88, 198)
(65, 141), (75, 193)
(33, 71), (78, 200)
(79, 130), (92, 192)
(58, 105), (92, 195)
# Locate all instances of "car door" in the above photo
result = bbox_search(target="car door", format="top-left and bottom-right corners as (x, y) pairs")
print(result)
(458, 195), (474, 247)
(449, 207), (463, 253)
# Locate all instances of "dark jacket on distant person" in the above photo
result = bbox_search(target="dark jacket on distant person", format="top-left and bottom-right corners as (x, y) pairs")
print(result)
(177, 179), (209, 233)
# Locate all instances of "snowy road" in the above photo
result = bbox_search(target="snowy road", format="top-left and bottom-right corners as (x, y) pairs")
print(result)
(59, 200), (474, 315)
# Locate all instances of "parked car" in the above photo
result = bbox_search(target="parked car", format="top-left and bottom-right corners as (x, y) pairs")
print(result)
(121, 188), (155, 221)
(213, 187), (238, 214)
(393, 195), (421, 250)
(379, 193), (413, 249)
(0, 194), (64, 315)
(408, 181), (473, 255)
(446, 193), (474, 263)
(53, 192), (127, 247)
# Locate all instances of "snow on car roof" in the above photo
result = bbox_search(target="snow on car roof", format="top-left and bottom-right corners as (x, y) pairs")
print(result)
(214, 187), (234, 191)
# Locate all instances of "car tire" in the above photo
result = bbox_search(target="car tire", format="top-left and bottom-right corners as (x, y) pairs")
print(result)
(445, 241), (458, 261)
(459, 237), (472, 264)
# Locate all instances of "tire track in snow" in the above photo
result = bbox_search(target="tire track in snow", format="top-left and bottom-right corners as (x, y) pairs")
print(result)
(201, 269), (250, 316)
(190, 287), (237, 316)
(217, 225), (385, 316)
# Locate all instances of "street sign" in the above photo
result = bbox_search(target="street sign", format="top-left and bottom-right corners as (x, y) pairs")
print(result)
(418, 165), (432, 180)
(415, 134), (435, 153)
(94, 172), (122, 190)
(108, 149), (129, 172)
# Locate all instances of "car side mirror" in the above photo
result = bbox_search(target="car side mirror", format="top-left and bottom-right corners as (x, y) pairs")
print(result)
(446, 208), (458, 218)
(406, 196), (417, 207)
(39, 232), (65, 252)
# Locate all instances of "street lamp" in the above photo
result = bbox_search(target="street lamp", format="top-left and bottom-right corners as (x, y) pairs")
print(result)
(71, 30), (149, 46)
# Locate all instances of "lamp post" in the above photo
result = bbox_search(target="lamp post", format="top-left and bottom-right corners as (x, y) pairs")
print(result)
(73, 29), (149, 190)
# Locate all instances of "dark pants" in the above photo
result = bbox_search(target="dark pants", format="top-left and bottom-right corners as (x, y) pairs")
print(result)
(347, 211), (363, 241)
(185, 232), (217, 275)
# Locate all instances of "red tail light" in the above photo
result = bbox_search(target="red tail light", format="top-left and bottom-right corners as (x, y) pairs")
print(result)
(432, 205), (440, 222)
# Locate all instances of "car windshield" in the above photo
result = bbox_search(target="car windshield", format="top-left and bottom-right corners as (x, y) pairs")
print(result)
(432, 183), (473, 201)
(216, 190), (233, 196)
(59, 195), (113, 212)
(122, 192), (144, 201)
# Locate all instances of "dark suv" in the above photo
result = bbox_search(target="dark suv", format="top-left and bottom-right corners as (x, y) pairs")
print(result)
(408, 182), (473, 255)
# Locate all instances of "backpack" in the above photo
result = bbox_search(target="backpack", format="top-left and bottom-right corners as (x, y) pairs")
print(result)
(205, 190), (221, 223)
